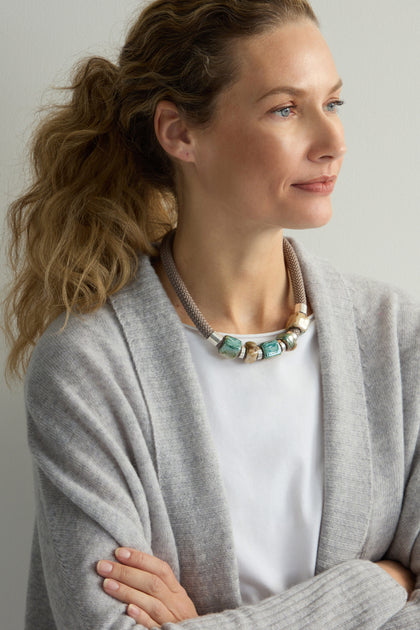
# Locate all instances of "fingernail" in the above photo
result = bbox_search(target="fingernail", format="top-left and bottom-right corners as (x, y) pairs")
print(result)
(97, 561), (113, 574)
(104, 579), (120, 592)
(127, 604), (141, 618)
(116, 548), (131, 560)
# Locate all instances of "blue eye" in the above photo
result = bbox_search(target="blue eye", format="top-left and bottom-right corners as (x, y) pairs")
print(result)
(275, 106), (293, 118)
(326, 100), (344, 113)
(271, 100), (344, 118)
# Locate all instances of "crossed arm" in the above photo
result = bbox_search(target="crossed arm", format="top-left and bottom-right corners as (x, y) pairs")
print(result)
(25, 312), (420, 629)
(95, 549), (415, 628)
(96, 548), (198, 627)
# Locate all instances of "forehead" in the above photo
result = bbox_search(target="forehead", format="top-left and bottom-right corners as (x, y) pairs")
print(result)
(228, 21), (339, 99)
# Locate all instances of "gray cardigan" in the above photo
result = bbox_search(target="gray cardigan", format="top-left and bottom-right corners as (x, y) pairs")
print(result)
(25, 240), (420, 629)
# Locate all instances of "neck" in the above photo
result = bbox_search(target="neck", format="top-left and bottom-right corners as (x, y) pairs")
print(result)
(157, 221), (294, 335)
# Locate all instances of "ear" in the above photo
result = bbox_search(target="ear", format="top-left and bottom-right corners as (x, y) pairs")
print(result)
(154, 101), (195, 163)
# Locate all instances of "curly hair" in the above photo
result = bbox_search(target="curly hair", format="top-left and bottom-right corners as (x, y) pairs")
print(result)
(3, 0), (318, 379)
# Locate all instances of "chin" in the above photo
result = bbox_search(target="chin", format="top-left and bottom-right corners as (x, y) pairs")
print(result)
(282, 200), (333, 230)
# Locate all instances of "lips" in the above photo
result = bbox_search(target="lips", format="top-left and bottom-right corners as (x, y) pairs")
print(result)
(294, 176), (336, 185)
(292, 175), (337, 194)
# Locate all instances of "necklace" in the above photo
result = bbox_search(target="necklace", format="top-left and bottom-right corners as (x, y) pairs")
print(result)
(160, 230), (311, 363)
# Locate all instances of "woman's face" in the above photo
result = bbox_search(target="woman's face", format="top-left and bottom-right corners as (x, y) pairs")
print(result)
(190, 20), (347, 231)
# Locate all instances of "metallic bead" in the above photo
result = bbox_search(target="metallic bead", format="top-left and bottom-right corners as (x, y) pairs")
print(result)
(277, 330), (298, 351)
(286, 312), (311, 333)
(238, 345), (247, 360)
(208, 332), (224, 346)
(294, 303), (308, 315)
(244, 341), (260, 364)
(278, 340), (287, 353)
(260, 340), (283, 359)
(218, 335), (242, 359)
(289, 327), (302, 337)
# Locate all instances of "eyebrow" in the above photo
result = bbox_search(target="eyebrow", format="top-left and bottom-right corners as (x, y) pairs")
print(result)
(256, 78), (344, 102)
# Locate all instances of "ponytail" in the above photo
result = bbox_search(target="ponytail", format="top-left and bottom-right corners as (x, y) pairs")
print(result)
(3, 56), (174, 380)
(4, 0), (319, 380)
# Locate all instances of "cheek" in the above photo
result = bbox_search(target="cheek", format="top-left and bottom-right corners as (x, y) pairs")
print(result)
(197, 118), (304, 197)
(222, 127), (297, 181)
(246, 121), (302, 164)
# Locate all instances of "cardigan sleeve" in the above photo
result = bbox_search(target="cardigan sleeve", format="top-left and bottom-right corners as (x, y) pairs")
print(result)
(377, 300), (420, 629)
(25, 315), (410, 630)
(25, 320), (158, 629)
(26, 387), (408, 630)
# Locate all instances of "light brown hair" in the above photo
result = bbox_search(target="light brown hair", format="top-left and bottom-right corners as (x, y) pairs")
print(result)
(3, 0), (318, 379)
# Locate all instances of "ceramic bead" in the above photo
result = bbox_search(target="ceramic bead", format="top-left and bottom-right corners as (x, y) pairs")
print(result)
(244, 341), (260, 364)
(218, 335), (242, 359)
(261, 340), (283, 359)
(286, 312), (311, 333)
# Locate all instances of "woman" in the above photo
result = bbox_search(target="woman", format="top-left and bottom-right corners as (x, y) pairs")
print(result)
(4, 0), (419, 628)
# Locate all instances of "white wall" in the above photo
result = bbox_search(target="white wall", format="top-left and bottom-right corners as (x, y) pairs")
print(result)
(1, 1), (419, 627)
(293, 0), (420, 295)
(0, 3), (145, 628)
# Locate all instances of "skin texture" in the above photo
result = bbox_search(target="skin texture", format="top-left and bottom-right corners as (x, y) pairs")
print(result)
(180, 22), (346, 232)
(96, 549), (198, 627)
(96, 20), (414, 627)
(376, 561), (416, 597)
(152, 20), (346, 336)
(96, 551), (415, 628)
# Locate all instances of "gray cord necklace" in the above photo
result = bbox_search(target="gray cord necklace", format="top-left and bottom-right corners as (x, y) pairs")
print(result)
(160, 230), (311, 363)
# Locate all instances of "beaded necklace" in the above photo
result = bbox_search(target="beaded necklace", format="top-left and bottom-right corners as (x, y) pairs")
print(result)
(160, 230), (311, 363)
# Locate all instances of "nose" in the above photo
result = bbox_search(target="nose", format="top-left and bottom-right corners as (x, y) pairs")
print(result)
(307, 115), (347, 163)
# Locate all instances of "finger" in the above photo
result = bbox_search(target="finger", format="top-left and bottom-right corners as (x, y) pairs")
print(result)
(97, 559), (198, 623)
(115, 548), (182, 593)
(127, 604), (160, 629)
(102, 579), (174, 626)
(97, 560), (169, 600)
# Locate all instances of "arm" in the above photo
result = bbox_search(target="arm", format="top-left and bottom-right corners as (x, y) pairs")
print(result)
(97, 548), (199, 628)
(96, 551), (414, 629)
(28, 413), (407, 630)
(376, 561), (415, 596)
(378, 512), (420, 629)
(25, 313), (163, 629)
(377, 478), (420, 629)
(376, 302), (420, 629)
(25, 316), (410, 630)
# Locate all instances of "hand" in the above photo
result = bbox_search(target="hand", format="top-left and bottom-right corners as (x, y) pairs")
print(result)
(96, 548), (198, 628)
(376, 560), (416, 598)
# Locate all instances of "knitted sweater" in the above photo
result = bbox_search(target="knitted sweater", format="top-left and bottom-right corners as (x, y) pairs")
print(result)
(25, 240), (420, 629)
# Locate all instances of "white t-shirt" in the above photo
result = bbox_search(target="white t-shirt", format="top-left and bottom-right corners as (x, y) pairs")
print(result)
(183, 319), (323, 604)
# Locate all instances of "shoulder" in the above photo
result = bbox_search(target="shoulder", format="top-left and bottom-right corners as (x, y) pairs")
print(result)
(26, 301), (127, 391)
(291, 240), (420, 446)
(341, 272), (419, 318)
(25, 255), (155, 407)
(26, 254), (164, 385)
(25, 253), (181, 419)
(290, 238), (420, 343)
(24, 301), (136, 432)
(340, 273), (420, 361)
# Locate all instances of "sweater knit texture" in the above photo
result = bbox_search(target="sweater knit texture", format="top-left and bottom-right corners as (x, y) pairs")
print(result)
(25, 240), (420, 629)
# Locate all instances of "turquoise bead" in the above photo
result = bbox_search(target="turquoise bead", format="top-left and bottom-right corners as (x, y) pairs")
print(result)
(218, 335), (242, 359)
(261, 340), (282, 359)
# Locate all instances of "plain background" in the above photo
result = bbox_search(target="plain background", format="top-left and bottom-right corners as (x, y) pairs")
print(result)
(1, 1), (419, 627)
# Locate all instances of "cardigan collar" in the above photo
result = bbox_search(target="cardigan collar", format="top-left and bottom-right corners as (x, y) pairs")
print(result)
(111, 254), (241, 613)
(291, 239), (372, 574)
(110, 239), (372, 609)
